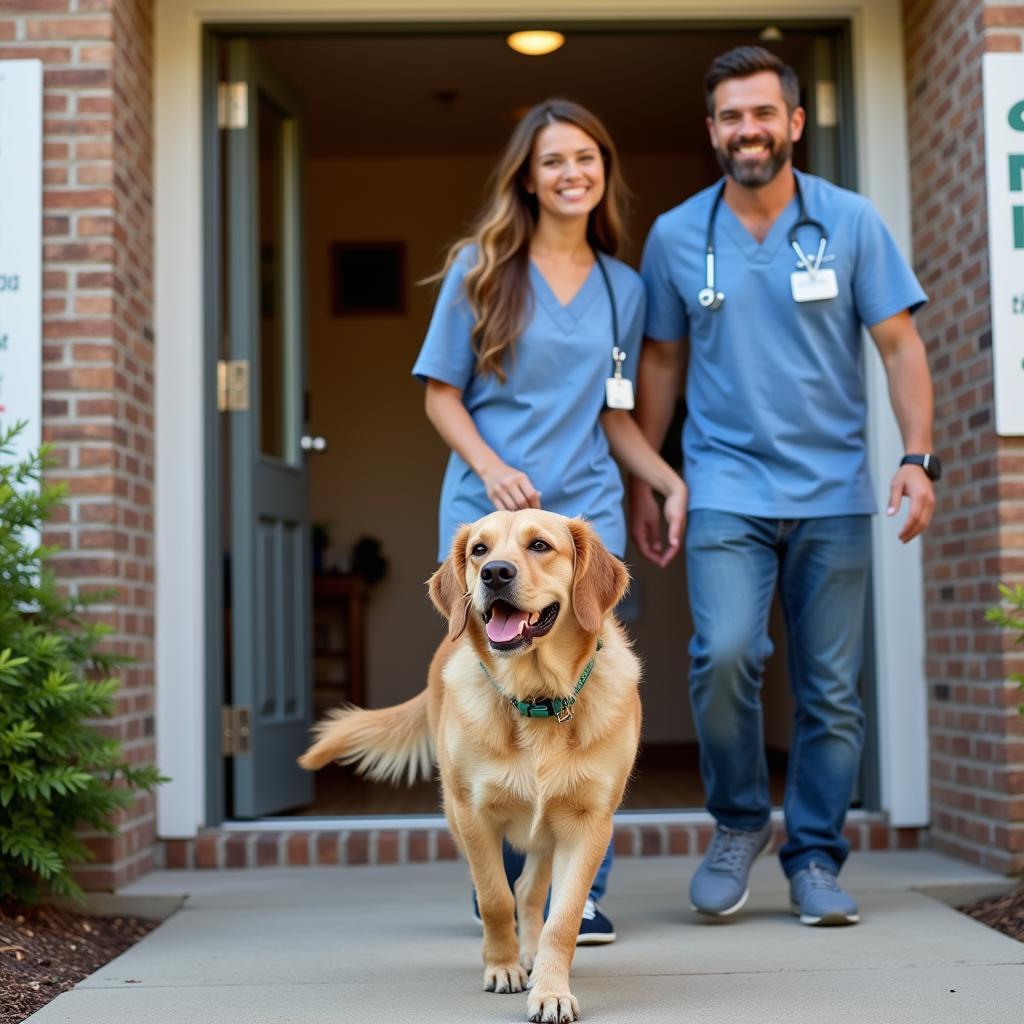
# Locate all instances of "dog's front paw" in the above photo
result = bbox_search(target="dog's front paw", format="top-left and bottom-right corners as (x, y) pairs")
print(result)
(527, 987), (580, 1023)
(484, 962), (529, 994)
(519, 949), (536, 974)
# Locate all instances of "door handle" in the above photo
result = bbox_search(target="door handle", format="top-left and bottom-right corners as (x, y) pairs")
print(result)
(300, 435), (327, 453)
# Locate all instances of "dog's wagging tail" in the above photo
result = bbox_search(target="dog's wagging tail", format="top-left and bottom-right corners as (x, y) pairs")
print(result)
(296, 689), (433, 785)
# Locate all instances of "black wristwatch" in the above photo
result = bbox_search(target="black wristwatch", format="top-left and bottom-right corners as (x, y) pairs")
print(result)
(900, 453), (942, 481)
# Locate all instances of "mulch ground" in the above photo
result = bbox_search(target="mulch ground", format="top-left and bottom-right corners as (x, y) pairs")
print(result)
(960, 884), (1024, 943)
(0, 900), (157, 1024)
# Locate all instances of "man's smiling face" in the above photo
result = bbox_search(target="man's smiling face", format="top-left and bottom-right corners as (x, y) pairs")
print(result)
(706, 70), (806, 188)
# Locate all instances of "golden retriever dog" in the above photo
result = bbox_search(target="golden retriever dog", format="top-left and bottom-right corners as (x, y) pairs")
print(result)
(299, 509), (641, 1023)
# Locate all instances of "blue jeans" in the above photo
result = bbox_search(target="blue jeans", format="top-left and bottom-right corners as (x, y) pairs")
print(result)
(496, 839), (613, 905)
(686, 510), (870, 878)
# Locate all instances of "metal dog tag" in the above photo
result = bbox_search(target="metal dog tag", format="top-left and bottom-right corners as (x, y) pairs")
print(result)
(605, 376), (635, 410)
(791, 268), (839, 303)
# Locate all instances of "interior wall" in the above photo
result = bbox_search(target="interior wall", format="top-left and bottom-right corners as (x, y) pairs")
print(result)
(305, 149), (794, 748)
(305, 155), (490, 710)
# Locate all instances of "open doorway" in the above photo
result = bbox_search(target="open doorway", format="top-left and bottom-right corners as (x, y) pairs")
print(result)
(212, 22), (863, 819)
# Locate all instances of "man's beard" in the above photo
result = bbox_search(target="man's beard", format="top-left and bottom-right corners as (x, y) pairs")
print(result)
(714, 134), (793, 187)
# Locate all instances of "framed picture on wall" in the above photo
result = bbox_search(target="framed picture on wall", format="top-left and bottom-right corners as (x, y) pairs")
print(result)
(330, 241), (406, 316)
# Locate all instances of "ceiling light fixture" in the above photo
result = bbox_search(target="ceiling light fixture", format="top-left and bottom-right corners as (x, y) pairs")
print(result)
(507, 30), (565, 56)
(759, 26), (784, 42)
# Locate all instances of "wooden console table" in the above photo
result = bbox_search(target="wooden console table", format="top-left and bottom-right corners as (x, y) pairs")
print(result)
(313, 574), (369, 711)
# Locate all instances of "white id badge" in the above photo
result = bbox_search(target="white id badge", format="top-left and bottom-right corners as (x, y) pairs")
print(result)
(791, 268), (839, 303)
(605, 376), (635, 410)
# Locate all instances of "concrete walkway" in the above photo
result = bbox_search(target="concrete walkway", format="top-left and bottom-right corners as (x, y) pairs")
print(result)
(26, 850), (1023, 1024)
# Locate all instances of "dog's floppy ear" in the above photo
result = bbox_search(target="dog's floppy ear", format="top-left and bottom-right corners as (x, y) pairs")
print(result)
(567, 518), (629, 635)
(428, 524), (472, 641)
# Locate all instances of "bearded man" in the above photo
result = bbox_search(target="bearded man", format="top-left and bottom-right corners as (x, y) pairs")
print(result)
(631, 46), (937, 926)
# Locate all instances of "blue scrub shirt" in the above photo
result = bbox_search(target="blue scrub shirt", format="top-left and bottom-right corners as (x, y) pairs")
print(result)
(641, 169), (927, 519)
(413, 248), (644, 561)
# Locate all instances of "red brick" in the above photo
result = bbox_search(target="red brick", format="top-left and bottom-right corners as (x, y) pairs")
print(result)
(407, 830), (429, 862)
(162, 840), (189, 869)
(345, 832), (369, 865)
(77, 163), (114, 185)
(316, 833), (339, 865)
(44, 188), (115, 209)
(77, 95), (115, 115)
(27, 17), (111, 39)
(435, 830), (459, 861)
(287, 833), (310, 866)
(75, 295), (116, 315)
(667, 826), (690, 855)
(224, 834), (248, 868)
(983, 7), (1024, 28)
(376, 831), (399, 865)
(80, 43), (113, 62)
(75, 140), (113, 160)
(640, 827), (663, 856)
(194, 834), (219, 869)
(613, 827), (635, 856)
(0, 0), (71, 10)
(256, 834), (279, 867)
(695, 823), (715, 854)
(0, 45), (70, 61)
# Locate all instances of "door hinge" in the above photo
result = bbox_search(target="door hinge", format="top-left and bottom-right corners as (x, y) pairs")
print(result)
(218, 82), (248, 129)
(221, 705), (252, 757)
(217, 359), (250, 411)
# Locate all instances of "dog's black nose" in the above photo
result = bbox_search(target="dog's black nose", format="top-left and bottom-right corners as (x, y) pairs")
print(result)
(480, 560), (517, 591)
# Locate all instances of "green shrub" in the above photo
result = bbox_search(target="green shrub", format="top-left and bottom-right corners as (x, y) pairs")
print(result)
(986, 583), (1024, 714)
(0, 424), (165, 902)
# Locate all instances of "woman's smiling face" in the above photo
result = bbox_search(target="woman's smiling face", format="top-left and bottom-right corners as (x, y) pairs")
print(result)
(525, 121), (606, 224)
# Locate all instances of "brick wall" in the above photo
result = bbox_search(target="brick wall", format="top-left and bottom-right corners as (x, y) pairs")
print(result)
(1, 0), (156, 889)
(904, 0), (1024, 873)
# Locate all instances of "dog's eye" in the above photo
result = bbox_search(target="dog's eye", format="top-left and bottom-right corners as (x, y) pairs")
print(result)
(471, 543), (487, 557)
(528, 539), (551, 553)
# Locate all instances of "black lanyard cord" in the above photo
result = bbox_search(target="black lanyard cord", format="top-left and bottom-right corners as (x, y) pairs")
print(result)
(594, 251), (619, 350)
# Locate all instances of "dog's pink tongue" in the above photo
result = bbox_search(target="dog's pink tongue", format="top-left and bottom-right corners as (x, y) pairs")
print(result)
(486, 606), (530, 643)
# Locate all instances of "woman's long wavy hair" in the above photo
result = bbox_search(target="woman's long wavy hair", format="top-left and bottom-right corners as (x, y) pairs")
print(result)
(439, 99), (627, 382)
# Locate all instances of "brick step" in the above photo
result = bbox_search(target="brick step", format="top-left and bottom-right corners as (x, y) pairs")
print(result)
(160, 812), (926, 870)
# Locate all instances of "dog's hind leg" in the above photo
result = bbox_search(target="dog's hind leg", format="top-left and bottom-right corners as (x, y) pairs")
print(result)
(451, 800), (528, 996)
(514, 847), (553, 975)
(526, 815), (612, 1023)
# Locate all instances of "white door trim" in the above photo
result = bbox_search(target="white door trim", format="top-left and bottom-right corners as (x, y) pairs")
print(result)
(154, 0), (929, 837)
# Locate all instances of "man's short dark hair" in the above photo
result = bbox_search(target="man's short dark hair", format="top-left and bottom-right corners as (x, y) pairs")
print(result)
(704, 46), (801, 116)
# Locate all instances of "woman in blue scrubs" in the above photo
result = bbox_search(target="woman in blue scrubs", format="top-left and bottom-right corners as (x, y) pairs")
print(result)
(413, 98), (686, 944)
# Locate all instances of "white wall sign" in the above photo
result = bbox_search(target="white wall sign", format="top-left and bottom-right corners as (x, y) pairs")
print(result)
(984, 54), (1024, 437)
(0, 60), (43, 462)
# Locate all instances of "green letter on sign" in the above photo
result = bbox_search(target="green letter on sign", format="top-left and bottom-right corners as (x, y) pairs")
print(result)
(1012, 155), (1024, 192)
(1011, 100), (1024, 132)
(1015, 206), (1024, 249)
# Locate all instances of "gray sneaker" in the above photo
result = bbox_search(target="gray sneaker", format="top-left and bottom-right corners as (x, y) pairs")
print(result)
(689, 821), (773, 916)
(789, 861), (860, 925)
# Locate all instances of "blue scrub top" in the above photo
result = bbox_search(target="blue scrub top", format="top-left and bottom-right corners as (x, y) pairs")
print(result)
(413, 247), (644, 560)
(641, 169), (927, 519)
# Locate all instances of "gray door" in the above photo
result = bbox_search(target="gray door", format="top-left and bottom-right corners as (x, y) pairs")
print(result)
(226, 41), (313, 816)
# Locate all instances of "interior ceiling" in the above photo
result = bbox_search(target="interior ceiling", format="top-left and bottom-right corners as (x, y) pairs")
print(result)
(252, 28), (827, 159)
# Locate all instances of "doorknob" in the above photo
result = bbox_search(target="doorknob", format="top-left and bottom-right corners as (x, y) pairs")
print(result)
(300, 435), (327, 453)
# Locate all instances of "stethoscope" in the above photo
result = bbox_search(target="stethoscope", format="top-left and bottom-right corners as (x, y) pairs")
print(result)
(697, 175), (829, 311)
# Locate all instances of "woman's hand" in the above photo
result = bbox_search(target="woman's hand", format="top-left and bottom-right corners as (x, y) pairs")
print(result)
(480, 462), (542, 511)
(424, 381), (541, 512)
